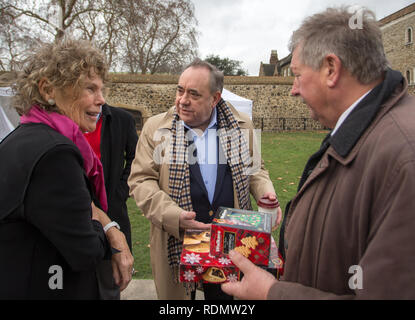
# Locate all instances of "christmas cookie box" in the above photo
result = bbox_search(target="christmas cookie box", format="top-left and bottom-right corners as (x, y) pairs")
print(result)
(179, 229), (240, 284)
(210, 207), (273, 266)
(179, 228), (284, 284)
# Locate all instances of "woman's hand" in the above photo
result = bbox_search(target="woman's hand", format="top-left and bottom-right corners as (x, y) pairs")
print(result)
(105, 228), (135, 291)
(91, 202), (134, 291)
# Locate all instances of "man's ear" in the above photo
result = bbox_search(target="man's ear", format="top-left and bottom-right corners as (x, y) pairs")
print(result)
(212, 91), (221, 107)
(38, 78), (55, 101)
(323, 54), (342, 88)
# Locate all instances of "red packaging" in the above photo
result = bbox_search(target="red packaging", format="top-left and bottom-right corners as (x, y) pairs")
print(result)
(179, 229), (240, 284)
(260, 236), (284, 279)
(210, 207), (272, 266)
(179, 229), (284, 284)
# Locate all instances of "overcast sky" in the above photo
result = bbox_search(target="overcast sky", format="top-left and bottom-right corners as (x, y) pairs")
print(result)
(192, 0), (415, 76)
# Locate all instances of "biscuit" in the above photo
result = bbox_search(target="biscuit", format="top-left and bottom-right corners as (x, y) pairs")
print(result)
(241, 236), (258, 249)
(234, 245), (251, 257)
(183, 237), (201, 245)
(185, 242), (210, 253)
(198, 231), (211, 242)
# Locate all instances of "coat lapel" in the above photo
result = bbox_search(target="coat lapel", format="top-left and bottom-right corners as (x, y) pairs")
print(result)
(212, 161), (226, 205)
(189, 162), (209, 197)
(100, 105), (111, 185)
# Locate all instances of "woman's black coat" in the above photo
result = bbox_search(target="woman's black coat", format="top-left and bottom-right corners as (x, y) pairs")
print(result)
(0, 123), (110, 299)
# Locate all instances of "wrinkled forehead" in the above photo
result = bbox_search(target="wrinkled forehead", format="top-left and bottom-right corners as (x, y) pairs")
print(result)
(62, 69), (105, 99)
(78, 68), (104, 85)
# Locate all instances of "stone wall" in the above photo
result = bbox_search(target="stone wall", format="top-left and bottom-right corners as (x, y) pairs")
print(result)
(381, 8), (415, 83)
(3, 69), (413, 131)
(106, 74), (324, 131)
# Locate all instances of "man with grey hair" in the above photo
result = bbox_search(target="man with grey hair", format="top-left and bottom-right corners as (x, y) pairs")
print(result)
(128, 59), (281, 299)
(222, 6), (415, 299)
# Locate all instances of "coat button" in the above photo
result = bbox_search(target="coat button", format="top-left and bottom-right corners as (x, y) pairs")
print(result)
(209, 210), (214, 216)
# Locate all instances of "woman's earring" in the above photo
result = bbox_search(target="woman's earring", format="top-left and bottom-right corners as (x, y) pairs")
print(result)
(48, 98), (55, 106)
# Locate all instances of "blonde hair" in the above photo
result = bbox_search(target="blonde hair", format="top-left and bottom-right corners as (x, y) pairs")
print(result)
(289, 6), (389, 84)
(14, 39), (108, 114)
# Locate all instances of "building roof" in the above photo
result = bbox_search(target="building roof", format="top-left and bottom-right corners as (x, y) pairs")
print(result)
(261, 63), (277, 76)
(277, 53), (292, 68)
(379, 3), (415, 26)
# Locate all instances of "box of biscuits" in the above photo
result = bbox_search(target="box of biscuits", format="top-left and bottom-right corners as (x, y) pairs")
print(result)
(210, 207), (272, 266)
(179, 229), (240, 284)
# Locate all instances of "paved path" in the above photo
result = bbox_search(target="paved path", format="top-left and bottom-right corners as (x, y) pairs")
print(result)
(121, 279), (203, 300)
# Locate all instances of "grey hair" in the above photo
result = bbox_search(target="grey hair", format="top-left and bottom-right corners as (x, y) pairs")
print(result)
(289, 6), (389, 84)
(13, 38), (108, 115)
(183, 58), (224, 94)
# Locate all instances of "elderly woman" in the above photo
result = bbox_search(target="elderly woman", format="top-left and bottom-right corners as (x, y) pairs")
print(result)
(0, 39), (133, 299)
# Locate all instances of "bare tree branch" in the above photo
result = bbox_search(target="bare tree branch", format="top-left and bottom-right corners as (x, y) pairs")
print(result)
(0, 0), (198, 73)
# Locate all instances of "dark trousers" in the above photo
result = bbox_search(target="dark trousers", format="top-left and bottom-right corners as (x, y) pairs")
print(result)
(191, 283), (233, 300)
(96, 259), (120, 300)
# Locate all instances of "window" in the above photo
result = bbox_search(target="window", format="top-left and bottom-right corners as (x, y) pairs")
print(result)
(406, 27), (413, 44)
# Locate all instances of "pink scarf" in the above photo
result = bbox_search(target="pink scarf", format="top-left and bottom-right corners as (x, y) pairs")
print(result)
(21, 105), (108, 212)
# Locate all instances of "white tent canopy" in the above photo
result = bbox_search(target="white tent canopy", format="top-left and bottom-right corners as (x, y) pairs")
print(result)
(221, 88), (252, 120)
(0, 87), (19, 142)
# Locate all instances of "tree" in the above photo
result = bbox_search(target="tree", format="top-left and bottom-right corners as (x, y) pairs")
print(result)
(0, 0), (112, 70)
(120, 0), (198, 74)
(72, 0), (124, 70)
(0, 0), (107, 42)
(0, 0), (199, 73)
(205, 54), (248, 76)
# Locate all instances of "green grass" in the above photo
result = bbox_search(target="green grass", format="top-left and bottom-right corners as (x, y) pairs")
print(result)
(128, 130), (329, 279)
(127, 198), (152, 279)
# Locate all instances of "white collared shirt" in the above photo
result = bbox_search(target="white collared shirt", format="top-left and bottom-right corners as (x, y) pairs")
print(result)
(331, 89), (373, 136)
(183, 108), (218, 204)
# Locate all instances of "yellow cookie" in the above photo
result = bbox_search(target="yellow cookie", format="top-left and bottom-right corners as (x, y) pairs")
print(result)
(198, 231), (211, 242)
(234, 245), (251, 257)
(183, 237), (201, 245)
(185, 242), (210, 253)
(241, 236), (258, 249)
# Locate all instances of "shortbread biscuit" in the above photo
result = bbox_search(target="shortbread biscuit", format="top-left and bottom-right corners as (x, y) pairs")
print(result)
(185, 242), (210, 253)
(183, 237), (201, 245)
(234, 245), (251, 257)
(241, 236), (258, 249)
(197, 231), (211, 242)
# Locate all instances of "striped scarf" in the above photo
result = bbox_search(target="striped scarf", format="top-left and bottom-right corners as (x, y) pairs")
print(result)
(167, 99), (252, 285)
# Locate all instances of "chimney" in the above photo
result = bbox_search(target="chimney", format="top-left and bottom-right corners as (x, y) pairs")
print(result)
(270, 50), (279, 64)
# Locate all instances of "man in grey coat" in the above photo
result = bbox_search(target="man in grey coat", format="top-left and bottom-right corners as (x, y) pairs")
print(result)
(222, 6), (415, 299)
